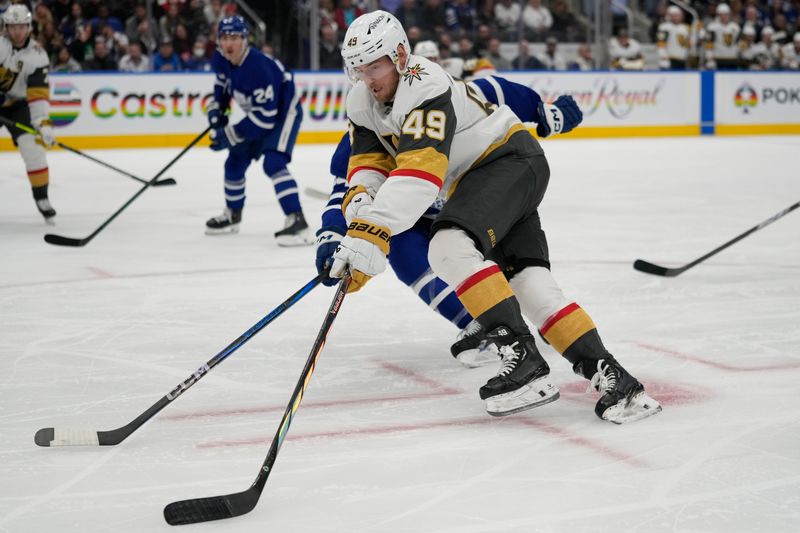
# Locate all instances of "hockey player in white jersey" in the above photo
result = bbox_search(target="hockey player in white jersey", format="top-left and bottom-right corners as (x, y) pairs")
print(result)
(0, 5), (56, 222)
(705, 3), (741, 70)
(657, 5), (692, 70)
(329, 11), (661, 423)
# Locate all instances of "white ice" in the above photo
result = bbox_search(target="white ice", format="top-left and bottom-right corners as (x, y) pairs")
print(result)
(1, 136), (799, 533)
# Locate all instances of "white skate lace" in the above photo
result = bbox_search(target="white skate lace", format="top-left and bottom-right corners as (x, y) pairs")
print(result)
(496, 343), (521, 377)
(457, 320), (482, 341)
(588, 360), (616, 394)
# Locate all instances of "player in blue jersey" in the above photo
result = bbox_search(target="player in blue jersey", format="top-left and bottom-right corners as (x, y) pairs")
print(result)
(205, 16), (312, 246)
(315, 72), (582, 367)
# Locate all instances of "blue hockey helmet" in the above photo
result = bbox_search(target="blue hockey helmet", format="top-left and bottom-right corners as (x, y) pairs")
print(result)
(218, 16), (248, 37)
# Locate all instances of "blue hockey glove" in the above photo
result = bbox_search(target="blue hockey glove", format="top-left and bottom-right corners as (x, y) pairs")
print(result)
(536, 95), (583, 138)
(209, 125), (240, 151)
(315, 225), (346, 286)
(206, 101), (228, 128)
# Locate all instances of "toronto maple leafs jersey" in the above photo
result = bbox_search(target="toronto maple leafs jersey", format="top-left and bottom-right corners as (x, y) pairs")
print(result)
(0, 35), (50, 123)
(345, 55), (530, 236)
(657, 21), (691, 61)
(211, 47), (301, 141)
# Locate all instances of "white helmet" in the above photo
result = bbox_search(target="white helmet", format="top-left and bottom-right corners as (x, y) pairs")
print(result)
(413, 40), (439, 60)
(3, 4), (32, 26)
(716, 3), (731, 16)
(666, 5), (682, 17)
(341, 10), (409, 83)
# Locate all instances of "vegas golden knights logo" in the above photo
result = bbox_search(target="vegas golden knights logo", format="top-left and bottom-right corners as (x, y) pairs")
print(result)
(347, 37), (358, 47)
(678, 34), (689, 48)
(723, 33), (734, 46)
(402, 63), (428, 86)
(0, 65), (20, 93)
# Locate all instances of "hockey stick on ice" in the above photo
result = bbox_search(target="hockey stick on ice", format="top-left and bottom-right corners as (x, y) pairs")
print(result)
(34, 275), (321, 447)
(43, 126), (211, 247)
(0, 116), (176, 187)
(304, 186), (331, 200)
(634, 200), (800, 277)
(163, 274), (351, 526)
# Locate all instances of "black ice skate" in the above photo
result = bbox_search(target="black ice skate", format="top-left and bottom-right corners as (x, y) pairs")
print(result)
(274, 212), (313, 247)
(479, 326), (559, 416)
(35, 198), (57, 224)
(451, 320), (501, 368)
(205, 208), (242, 235)
(581, 358), (662, 424)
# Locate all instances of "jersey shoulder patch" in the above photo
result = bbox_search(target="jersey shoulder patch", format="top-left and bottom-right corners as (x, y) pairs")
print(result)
(393, 57), (451, 115)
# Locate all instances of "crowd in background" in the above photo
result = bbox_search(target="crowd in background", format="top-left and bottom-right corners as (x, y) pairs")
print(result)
(2, 0), (800, 72)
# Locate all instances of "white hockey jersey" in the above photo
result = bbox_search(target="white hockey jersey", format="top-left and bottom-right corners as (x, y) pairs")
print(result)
(345, 55), (526, 236)
(657, 21), (691, 61)
(781, 42), (800, 70)
(0, 35), (50, 123)
(705, 20), (741, 61)
(609, 38), (644, 70)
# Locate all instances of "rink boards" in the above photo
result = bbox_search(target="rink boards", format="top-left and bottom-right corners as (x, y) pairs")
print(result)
(1, 70), (799, 150)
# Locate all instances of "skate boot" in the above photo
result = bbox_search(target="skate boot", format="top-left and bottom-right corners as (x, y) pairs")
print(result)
(35, 198), (57, 224)
(579, 358), (662, 424)
(450, 320), (501, 368)
(205, 208), (242, 235)
(479, 326), (559, 416)
(275, 211), (313, 247)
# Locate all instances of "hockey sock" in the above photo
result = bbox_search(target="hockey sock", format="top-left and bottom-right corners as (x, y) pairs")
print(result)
(539, 303), (611, 375)
(32, 183), (49, 200)
(455, 264), (529, 335)
(224, 177), (246, 210)
(270, 169), (302, 214)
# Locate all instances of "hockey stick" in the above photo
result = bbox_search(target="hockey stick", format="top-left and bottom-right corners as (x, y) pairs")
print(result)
(304, 186), (331, 200)
(163, 274), (351, 526)
(634, 200), (800, 277)
(44, 126), (211, 247)
(0, 116), (176, 187)
(33, 275), (321, 447)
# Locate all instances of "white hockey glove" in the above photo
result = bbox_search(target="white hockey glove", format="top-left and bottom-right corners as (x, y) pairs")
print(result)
(329, 218), (391, 293)
(340, 184), (373, 224)
(35, 119), (56, 148)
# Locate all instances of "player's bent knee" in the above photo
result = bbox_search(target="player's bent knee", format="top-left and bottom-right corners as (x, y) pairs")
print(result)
(263, 151), (290, 177)
(429, 228), (486, 287)
(16, 134), (47, 169)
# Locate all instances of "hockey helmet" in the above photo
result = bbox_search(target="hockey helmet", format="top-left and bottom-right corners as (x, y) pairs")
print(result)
(716, 3), (731, 16)
(341, 11), (409, 84)
(413, 40), (440, 60)
(3, 4), (32, 27)
(218, 16), (248, 37)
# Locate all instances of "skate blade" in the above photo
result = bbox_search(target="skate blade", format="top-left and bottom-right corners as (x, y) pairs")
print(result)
(205, 225), (240, 235)
(602, 391), (662, 424)
(485, 377), (560, 417)
(456, 347), (501, 369)
(275, 230), (313, 247)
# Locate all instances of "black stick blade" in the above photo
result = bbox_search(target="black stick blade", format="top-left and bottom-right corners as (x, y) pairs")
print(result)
(152, 178), (177, 187)
(164, 491), (258, 526)
(633, 259), (677, 277)
(34, 428), (54, 446)
(44, 234), (88, 247)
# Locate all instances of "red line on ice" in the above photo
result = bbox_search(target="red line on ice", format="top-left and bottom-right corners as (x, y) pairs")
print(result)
(633, 341), (800, 372)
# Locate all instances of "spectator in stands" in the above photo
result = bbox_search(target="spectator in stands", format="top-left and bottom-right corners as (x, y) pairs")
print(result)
(173, 22), (192, 61)
(741, 5), (764, 38)
(781, 31), (800, 69)
(159, 2), (185, 41)
(420, 0), (448, 38)
(334, 0), (364, 33)
(37, 21), (62, 59)
(49, 0), (72, 27)
(770, 13), (795, 44)
(98, 22), (130, 61)
(609, 28), (644, 70)
(82, 0), (103, 21)
(68, 22), (94, 63)
(458, 35), (476, 59)
(58, 2), (86, 44)
(184, 0), (210, 40)
(153, 37), (182, 71)
(407, 25), (423, 50)
(184, 36), (212, 71)
(91, 5), (123, 35)
(446, 0), (478, 34)
(318, 0), (338, 34)
(396, 0), (424, 30)
(550, 0), (582, 42)
(766, 0), (797, 29)
(134, 18), (159, 54)
(483, 37), (512, 69)
(522, 0), (553, 42)
(125, 3), (159, 44)
(119, 40), (151, 72)
(33, 3), (55, 37)
(537, 36), (567, 70)
(512, 39), (545, 69)
(204, 0), (226, 30)
(569, 43), (595, 70)
(381, 0), (404, 14)
(318, 22), (342, 69)
(52, 45), (82, 73)
(495, 0), (522, 41)
(84, 37), (118, 71)
(474, 23), (493, 57)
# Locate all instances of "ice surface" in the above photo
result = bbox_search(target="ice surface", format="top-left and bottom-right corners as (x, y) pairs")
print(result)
(1, 136), (799, 532)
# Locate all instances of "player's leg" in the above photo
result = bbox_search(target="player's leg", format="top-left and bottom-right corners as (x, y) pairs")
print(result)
(262, 102), (312, 246)
(429, 138), (558, 416)
(388, 218), (500, 368)
(5, 103), (55, 222)
(206, 145), (251, 235)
